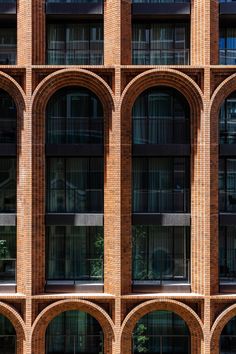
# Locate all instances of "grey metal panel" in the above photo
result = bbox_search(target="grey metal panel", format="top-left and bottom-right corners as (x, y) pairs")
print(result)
(0, 214), (16, 226)
(45, 283), (104, 293)
(132, 3), (190, 16)
(46, 213), (104, 226)
(220, 213), (236, 225)
(132, 213), (191, 226)
(132, 283), (191, 293)
(133, 144), (190, 156)
(46, 2), (103, 15)
(220, 3), (236, 15)
(46, 144), (103, 156)
(220, 144), (236, 156)
(0, 3), (16, 14)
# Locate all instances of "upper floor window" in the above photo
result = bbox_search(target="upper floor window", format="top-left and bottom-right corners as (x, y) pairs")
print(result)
(0, 27), (16, 65)
(46, 226), (103, 282)
(220, 27), (236, 65)
(47, 157), (103, 213)
(220, 92), (236, 144)
(47, 23), (103, 65)
(132, 87), (190, 144)
(219, 158), (236, 212)
(0, 314), (15, 353)
(133, 157), (190, 213)
(132, 23), (189, 65)
(46, 310), (103, 354)
(219, 226), (236, 282)
(46, 87), (103, 144)
(0, 90), (16, 144)
(132, 310), (190, 354)
(0, 159), (16, 213)
(0, 227), (16, 283)
(47, 0), (101, 2)
(133, 225), (190, 283)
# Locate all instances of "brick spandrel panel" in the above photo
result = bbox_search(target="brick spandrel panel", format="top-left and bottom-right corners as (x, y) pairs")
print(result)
(0, 0), (236, 353)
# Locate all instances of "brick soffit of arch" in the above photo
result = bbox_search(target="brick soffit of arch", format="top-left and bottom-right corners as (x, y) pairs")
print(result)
(120, 68), (204, 117)
(31, 299), (115, 344)
(119, 299), (204, 347)
(0, 301), (26, 341)
(31, 68), (115, 116)
(0, 71), (26, 113)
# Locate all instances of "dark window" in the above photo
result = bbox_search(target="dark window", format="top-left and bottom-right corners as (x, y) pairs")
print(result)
(46, 310), (104, 354)
(47, 0), (101, 2)
(133, 225), (190, 282)
(220, 92), (236, 144)
(221, 316), (236, 354)
(46, 226), (103, 282)
(47, 23), (103, 65)
(46, 87), (103, 144)
(219, 27), (236, 65)
(133, 157), (190, 213)
(0, 28), (16, 65)
(46, 157), (103, 213)
(219, 226), (236, 282)
(0, 90), (16, 144)
(132, 23), (189, 65)
(132, 310), (190, 354)
(0, 227), (16, 283)
(132, 87), (190, 144)
(0, 315), (16, 354)
(132, 0), (189, 2)
(0, 159), (16, 213)
(219, 158), (236, 212)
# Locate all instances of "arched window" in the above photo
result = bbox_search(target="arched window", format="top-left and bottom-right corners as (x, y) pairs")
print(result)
(0, 90), (16, 144)
(220, 92), (236, 144)
(220, 316), (236, 353)
(0, 314), (16, 353)
(46, 87), (103, 144)
(132, 310), (190, 354)
(132, 87), (190, 145)
(46, 310), (104, 354)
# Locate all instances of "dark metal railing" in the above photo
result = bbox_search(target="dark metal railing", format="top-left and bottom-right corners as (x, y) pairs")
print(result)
(0, 258), (16, 281)
(132, 334), (190, 354)
(0, 47), (16, 65)
(133, 116), (189, 144)
(132, 48), (190, 65)
(46, 188), (103, 213)
(46, 258), (104, 282)
(46, 334), (104, 354)
(220, 49), (236, 65)
(47, 116), (103, 144)
(47, 47), (103, 65)
(133, 257), (190, 283)
(133, 189), (190, 213)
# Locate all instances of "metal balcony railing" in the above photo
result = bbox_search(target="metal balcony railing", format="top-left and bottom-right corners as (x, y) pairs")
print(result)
(0, 47), (16, 65)
(220, 0), (236, 3)
(132, 48), (190, 65)
(133, 189), (190, 213)
(46, 334), (104, 354)
(47, 116), (103, 144)
(133, 257), (190, 283)
(0, 258), (15, 282)
(132, 334), (190, 354)
(47, 47), (103, 65)
(46, 188), (103, 213)
(46, 258), (104, 282)
(220, 49), (236, 65)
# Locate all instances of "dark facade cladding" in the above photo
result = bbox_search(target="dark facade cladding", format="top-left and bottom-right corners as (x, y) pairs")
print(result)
(0, 0), (235, 354)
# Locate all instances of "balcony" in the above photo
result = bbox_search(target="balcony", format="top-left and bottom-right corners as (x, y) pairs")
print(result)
(132, 0), (190, 16)
(220, 0), (236, 16)
(219, 49), (236, 65)
(0, 0), (16, 15)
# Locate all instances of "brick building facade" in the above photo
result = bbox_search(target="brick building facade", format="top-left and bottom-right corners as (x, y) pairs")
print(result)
(0, 0), (235, 353)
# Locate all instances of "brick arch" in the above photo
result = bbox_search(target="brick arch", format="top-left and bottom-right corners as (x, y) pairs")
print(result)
(0, 301), (26, 354)
(0, 71), (26, 113)
(31, 299), (115, 354)
(120, 299), (204, 354)
(31, 68), (114, 119)
(210, 303), (236, 354)
(120, 68), (204, 136)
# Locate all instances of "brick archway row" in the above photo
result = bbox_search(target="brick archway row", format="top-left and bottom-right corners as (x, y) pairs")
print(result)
(119, 299), (204, 354)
